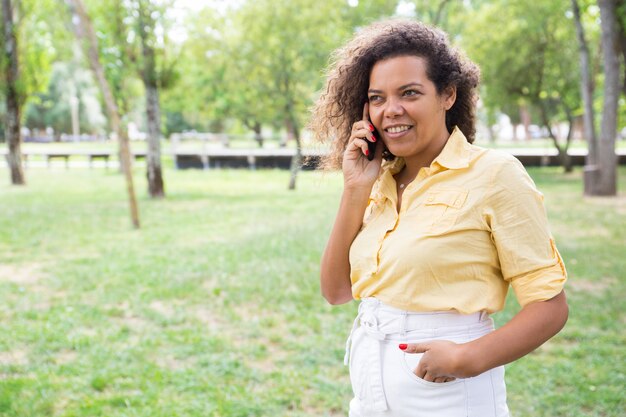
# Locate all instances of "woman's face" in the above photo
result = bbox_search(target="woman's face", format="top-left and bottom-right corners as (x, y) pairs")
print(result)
(367, 55), (455, 163)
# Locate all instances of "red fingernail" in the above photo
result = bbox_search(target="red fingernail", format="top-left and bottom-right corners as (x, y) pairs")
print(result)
(371, 136), (377, 142)
(365, 149), (370, 156)
(399, 344), (408, 350)
(369, 124), (375, 131)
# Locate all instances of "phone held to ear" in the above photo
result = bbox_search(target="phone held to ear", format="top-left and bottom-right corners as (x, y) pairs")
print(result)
(367, 125), (379, 161)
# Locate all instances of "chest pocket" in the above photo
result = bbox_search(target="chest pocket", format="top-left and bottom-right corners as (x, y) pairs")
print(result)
(423, 188), (468, 235)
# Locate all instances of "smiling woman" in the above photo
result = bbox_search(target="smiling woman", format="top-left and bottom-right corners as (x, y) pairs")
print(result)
(309, 20), (568, 417)
(310, 19), (480, 171)
(367, 55), (456, 178)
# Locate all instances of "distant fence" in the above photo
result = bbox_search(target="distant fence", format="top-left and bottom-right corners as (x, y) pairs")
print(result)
(23, 134), (107, 143)
(2, 147), (626, 170)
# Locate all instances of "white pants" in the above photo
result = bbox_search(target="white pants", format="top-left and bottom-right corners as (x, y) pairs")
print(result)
(345, 298), (510, 417)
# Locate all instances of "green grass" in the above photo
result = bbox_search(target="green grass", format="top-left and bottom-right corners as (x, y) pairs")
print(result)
(0, 165), (625, 416)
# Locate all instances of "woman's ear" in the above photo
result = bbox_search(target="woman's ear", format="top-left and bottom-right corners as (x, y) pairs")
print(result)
(443, 86), (457, 111)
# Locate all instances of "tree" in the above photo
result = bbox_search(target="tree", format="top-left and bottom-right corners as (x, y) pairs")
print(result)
(68, 0), (140, 228)
(160, 0), (399, 163)
(214, 7), (279, 146)
(572, 0), (600, 192)
(25, 60), (107, 136)
(618, 0), (626, 96)
(588, 0), (622, 195)
(130, 0), (170, 198)
(222, 0), (398, 189)
(408, 0), (468, 31)
(1, 0), (24, 184)
(1, 0), (68, 183)
(464, 0), (582, 172)
(159, 8), (226, 137)
(83, 0), (173, 198)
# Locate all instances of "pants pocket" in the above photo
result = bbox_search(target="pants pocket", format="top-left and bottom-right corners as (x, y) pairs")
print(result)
(400, 351), (464, 388)
(382, 347), (467, 417)
(398, 350), (508, 417)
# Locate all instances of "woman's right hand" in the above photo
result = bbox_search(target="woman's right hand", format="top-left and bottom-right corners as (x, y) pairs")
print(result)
(342, 103), (382, 191)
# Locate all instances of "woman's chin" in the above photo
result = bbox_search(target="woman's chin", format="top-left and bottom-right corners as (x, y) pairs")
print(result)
(386, 147), (412, 158)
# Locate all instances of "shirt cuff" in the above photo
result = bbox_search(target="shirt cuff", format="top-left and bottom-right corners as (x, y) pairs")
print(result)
(510, 259), (567, 307)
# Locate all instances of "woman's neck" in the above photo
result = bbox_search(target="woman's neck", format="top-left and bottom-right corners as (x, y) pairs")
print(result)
(401, 131), (451, 180)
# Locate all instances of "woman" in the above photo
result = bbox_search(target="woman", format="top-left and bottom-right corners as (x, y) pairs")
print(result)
(310, 20), (568, 417)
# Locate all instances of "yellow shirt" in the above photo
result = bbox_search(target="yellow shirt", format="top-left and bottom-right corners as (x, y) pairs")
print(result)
(349, 127), (567, 314)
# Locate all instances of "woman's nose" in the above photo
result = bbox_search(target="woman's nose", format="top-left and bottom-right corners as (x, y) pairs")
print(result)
(384, 97), (405, 118)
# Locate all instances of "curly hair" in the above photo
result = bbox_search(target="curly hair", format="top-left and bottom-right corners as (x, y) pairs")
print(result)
(309, 19), (481, 170)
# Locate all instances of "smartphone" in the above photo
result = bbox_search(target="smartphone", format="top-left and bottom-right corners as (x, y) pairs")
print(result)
(367, 123), (379, 161)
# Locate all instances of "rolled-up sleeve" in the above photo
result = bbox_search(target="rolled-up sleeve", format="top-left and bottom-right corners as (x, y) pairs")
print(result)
(485, 157), (567, 307)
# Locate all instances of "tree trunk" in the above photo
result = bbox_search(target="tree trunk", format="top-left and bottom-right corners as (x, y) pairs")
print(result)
(486, 108), (497, 143)
(286, 110), (301, 190)
(2, 0), (25, 185)
(68, 0), (140, 228)
(487, 126), (496, 143)
(520, 104), (531, 140)
(588, 0), (620, 196)
(572, 0), (599, 169)
(253, 121), (263, 148)
(432, 0), (452, 26)
(562, 104), (576, 173)
(138, 0), (164, 198)
(539, 100), (570, 172)
(145, 84), (164, 197)
(281, 118), (294, 148)
(619, 10), (626, 96)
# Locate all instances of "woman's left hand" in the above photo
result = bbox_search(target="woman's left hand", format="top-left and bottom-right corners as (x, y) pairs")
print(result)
(400, 340), (473, 383)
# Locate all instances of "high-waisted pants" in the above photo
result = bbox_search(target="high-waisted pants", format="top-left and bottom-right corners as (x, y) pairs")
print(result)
(345, 298), (510, 417)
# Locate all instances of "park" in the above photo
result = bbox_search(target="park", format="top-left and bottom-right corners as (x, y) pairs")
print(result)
(1, 1), (625, 416)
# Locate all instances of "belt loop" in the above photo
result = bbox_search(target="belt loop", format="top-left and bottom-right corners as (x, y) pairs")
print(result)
(400, 311), (407, 337)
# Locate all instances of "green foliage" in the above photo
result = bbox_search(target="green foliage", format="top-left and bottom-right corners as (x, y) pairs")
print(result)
(24, 61), (106, 135)
(0, 0), (70, 109)
(125, 0), (179, 89)
(7, 0), (622, 143)
(230, 0), (348, 132)
(80, 0), (140, 116)
(464, 0), (583, 128)
(160, 0), (399, 137)
(160, 7), (231, 132)
(407, 0), (472, 35)
(70, 0), (177, 137)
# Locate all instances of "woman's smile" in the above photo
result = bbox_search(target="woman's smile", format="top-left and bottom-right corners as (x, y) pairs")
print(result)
(384, 124), (414, 137)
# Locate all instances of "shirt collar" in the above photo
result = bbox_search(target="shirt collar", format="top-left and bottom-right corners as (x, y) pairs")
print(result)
(374, 127), (472, 201)
(431, 126), (472, 171)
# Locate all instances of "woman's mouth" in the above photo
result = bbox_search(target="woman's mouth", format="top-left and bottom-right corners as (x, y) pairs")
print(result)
(384, 125), (413, 137)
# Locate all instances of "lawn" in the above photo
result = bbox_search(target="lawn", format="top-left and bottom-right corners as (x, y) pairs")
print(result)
(0, 165), (624, 416)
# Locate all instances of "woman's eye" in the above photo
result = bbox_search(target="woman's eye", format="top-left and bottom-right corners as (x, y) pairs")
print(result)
(403, 90), (420, 97)
(368, 95), (382, 102)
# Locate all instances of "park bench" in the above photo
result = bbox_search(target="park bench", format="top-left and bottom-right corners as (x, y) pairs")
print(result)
(45, 152), (72, 169)
(88, 153), (111, 168)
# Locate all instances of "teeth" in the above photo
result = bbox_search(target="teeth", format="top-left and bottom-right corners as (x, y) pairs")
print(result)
(387, 125), (411, 133)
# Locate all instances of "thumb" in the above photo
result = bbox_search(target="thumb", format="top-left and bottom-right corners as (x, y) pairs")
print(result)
(399, 343), (429, 354)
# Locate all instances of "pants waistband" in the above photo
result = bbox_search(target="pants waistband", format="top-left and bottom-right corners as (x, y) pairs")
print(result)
(344, 297), (493, 413)
(357, 297), (488, 332)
